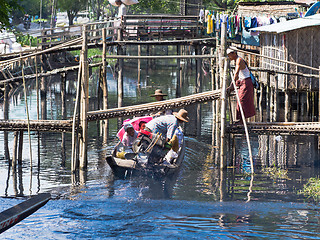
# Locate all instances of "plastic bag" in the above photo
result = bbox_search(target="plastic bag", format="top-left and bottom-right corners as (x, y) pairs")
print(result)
(121, 0), (139, 5)
(250, 72), (260, 89)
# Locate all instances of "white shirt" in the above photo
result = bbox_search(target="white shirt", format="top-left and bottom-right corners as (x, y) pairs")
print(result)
(118, 4), (127, 18)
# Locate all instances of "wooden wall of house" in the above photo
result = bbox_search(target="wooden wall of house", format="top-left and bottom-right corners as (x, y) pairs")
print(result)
(286, 26), (320, 91)
(260, 32), (286, 90)
(260, 26), (320, 91)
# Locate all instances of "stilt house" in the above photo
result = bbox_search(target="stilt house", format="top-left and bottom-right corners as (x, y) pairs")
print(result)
(252, 14), (320, 91)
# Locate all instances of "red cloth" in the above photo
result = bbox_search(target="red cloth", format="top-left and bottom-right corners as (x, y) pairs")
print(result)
(236, 77), (256, 120)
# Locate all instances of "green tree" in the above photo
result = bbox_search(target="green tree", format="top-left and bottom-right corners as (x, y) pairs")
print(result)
(203, 0), (235, 11)
(0, 0), (21, 28)
(57, 0), (88, 25)
(11, 0), (50, 24)
(129, 0), (179, 14)
(89, 0), (103, 20)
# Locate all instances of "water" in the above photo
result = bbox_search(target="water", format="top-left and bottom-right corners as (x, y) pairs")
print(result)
(1, 55), (320, 239)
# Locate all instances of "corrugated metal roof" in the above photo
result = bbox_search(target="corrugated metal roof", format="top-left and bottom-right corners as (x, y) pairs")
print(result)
(251, 14), (320, 33)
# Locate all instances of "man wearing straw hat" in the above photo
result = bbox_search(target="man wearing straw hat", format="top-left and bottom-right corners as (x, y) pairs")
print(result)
(145, 109), (189, 143)
(150, 89), (173, 116)
(226, 47), (255, 123)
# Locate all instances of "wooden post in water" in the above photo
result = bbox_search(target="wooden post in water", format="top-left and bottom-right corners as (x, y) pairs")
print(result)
(12, 132), (19, 170)
(176, 44), (182, 98)
(220, 58), (228, 169)
(266, 72), (271, 122)
(137, 42), (141, 86)
(102, 28), (109, 143)
(259, 84), (263, 122)
(79, 25), (89, 170)
(211, 48), (216, 146)
(40, 54), (47, 120)
(219, 22), (227, 168)
(3, 83), (10, 161)
(274, 75), (279, 122)
(35, 56), (40, 120)
(285, 91), (290, 122)
(318, 66), (320, 121)
(18, 131), (23, 166)
(195, 44), (202, 137)
(61, 72), (66, 165)
(117, 22), (124, 128)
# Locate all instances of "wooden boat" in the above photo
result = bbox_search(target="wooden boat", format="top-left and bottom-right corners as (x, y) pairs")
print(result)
(106, 132), (185, 178)
(0, 193), (51, 234)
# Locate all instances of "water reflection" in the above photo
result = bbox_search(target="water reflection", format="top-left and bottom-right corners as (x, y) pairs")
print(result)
(2, 49), (320, 238)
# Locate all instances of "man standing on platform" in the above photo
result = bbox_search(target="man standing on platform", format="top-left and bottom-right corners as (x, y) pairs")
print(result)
(226, 48), (255, 123)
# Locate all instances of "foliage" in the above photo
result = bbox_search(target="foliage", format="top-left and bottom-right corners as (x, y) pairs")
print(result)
(299, 177), (320, 202)
(262, 166), (289, 180)
(57, 0), (88, 25)
(16, 32), (38, 47)
(128, 0), (179, 14)
(203, 0), (236, 11)
(89, 0), (103, 20)
(11, 0), (50, 24)
(0, 0), (21, 29)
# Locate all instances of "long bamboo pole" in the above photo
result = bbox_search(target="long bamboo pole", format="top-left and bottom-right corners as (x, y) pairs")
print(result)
(21, 57), (34, 192)
(230, 75), (254, 174)
(80, 25), (89, 170)
(71, 61), (82, 172)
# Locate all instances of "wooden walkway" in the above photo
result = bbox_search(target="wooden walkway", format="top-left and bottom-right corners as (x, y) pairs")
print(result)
(87, 90), (221, 121)
(0, 120), (73, 132)
(228, 122), (320, 135)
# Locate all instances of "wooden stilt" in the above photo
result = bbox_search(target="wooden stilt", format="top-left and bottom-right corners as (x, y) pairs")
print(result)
(79, 25), (89, 170)
(61, 72), (66, 166)
(35, 56), (40, 120)
(117, 26), (124, 129)
(285, 90), (290, 122)
(220, 58), (228, 169)
(137, 43), (141, 86)
(18, 131), (23, 166)
(3, 83), (10, 161)
(12, 132), (19, 170)
(40, 54), (47, 120)
(266, 72), (271, 122)
(318, 66), (320, 121)
(176, 44), (181, 98)
(102, 28), (109, 144)
(259, 84), (263, 122)
(274, 75), (278, 122)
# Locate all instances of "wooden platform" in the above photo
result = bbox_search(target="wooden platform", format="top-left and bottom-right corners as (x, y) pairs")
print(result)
(228, 122), (320, 135)
(0, 120), (73, 133)
(87, 90), (221, 121)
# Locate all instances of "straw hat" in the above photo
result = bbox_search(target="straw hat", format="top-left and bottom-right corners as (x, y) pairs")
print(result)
(173, 109), (189, 122)
(226, 47), (237, 55)
(150, 89), (167, 97)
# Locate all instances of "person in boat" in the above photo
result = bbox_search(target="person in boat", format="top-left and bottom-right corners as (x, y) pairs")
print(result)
(139, 121), (147, 131)
(150, 89), (173, 117)
(122, 123), (138, 148)
(226, 47), (255, 123)
(144, 109), (189, 143)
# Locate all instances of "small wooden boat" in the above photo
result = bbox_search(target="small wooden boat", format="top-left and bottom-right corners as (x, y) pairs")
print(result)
(106, 132), (185, 178)
(0, 193), (51, 234)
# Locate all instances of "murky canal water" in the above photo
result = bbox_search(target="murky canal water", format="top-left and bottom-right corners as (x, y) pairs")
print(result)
(1, 55), (320, 239)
